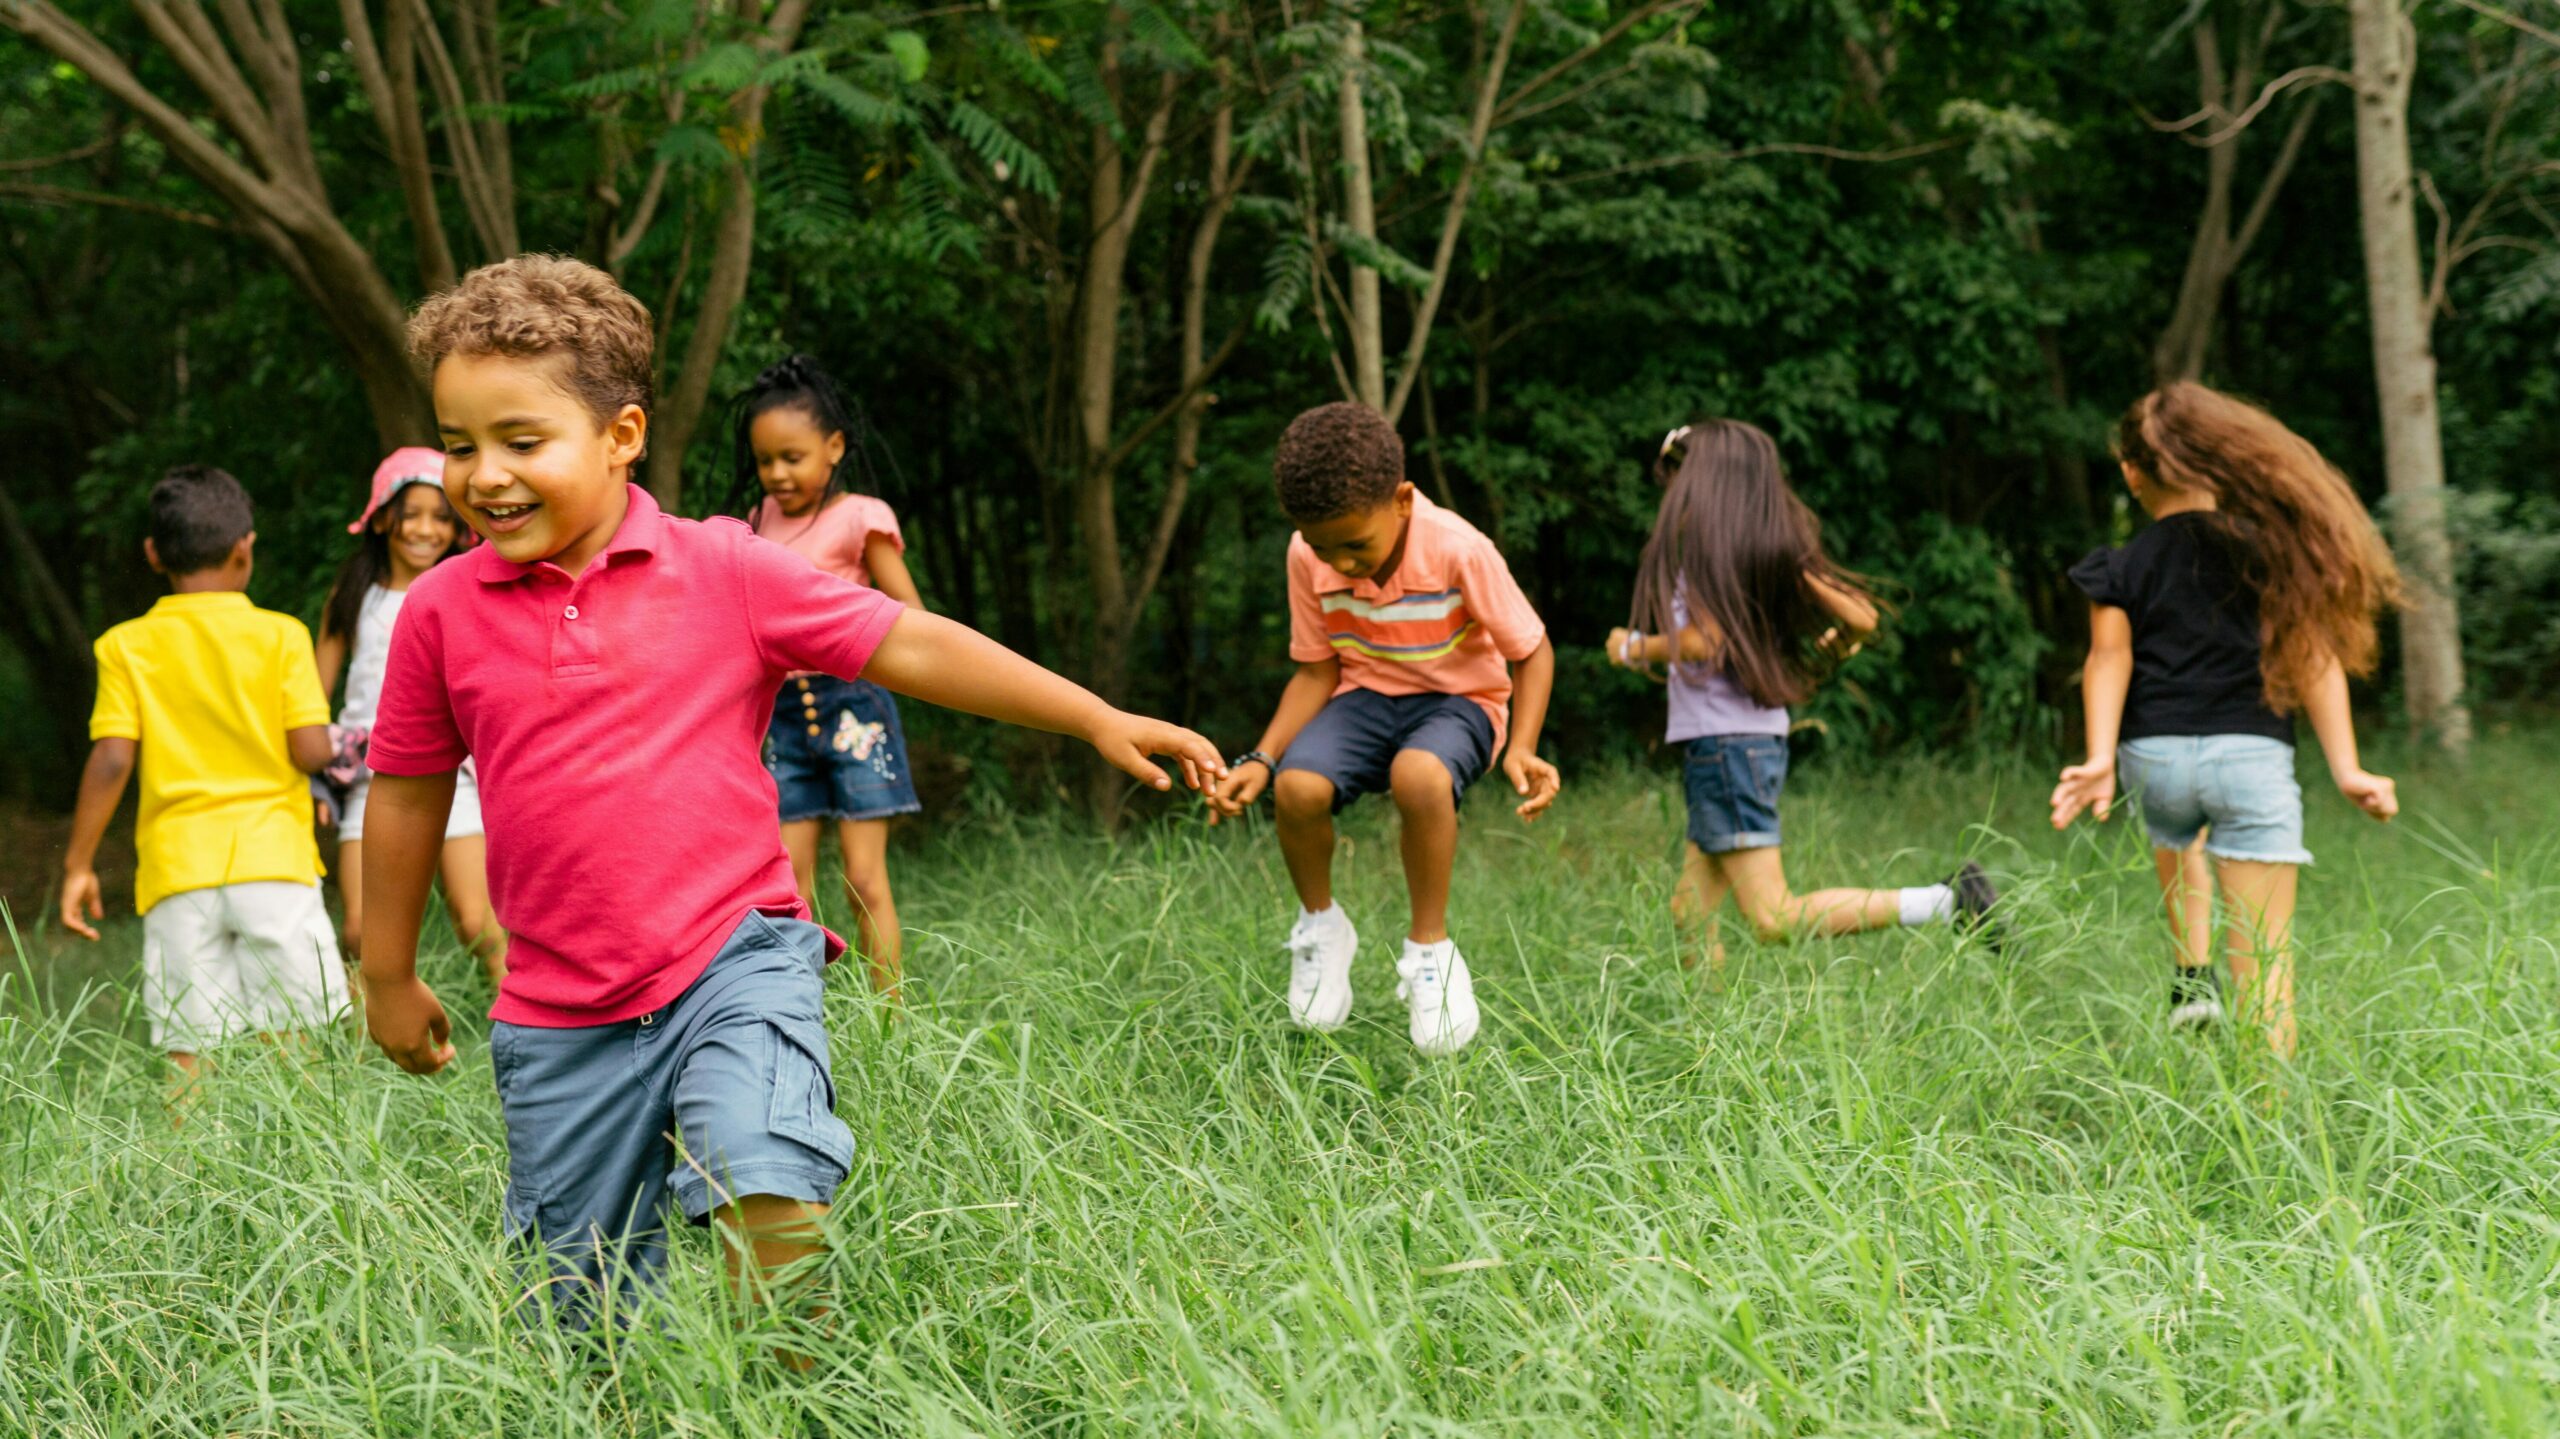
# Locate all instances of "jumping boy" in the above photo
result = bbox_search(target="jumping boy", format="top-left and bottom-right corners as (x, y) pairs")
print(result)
(361, 255), (1221, 1316)
(1207, 402), (1559, 1056)
(60, 465), (346, 1080)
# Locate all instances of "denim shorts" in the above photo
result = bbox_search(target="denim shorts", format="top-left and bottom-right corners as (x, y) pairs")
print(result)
(1683, 733), (1787, 853)
(764, 674), (921, 823)
(488, 910), (856, 1311)
(1279, 688), (1495, 811)
(2117, 734), (2312, 865)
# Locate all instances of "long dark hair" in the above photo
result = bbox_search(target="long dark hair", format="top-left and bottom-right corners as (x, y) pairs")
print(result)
(2112, 382), (2400, 713)
(726, 353), (901, 522)
(320, 485), (467, 644)
(1627, 419), (1875, 709)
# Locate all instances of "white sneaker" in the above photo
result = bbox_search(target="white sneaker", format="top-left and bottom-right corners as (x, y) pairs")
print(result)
(1396, 939), (1480, 1056)
(1284, 906), (1357, 1031)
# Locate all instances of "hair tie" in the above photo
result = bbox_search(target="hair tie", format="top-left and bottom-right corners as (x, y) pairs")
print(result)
(1659, 425), (1692, 458)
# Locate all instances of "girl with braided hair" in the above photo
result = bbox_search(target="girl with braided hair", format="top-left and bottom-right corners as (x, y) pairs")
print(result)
(733, 354), (926, 996)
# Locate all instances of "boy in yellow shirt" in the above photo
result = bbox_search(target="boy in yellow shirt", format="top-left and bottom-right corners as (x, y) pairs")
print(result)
(59, 465), (346, 1076)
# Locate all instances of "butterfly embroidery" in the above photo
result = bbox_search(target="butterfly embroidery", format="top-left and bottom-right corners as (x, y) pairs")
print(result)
(834, 710), (888, 762)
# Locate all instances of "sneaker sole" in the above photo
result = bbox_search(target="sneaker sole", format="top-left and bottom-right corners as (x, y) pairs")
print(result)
(2167, 999), (2225, 1029)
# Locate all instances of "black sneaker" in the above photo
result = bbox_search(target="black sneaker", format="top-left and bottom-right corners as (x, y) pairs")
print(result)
(1950, 861), (2003, 949)
(2168, 967), (2225, 1029)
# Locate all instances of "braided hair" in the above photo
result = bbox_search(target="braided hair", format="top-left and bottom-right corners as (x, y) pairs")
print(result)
(726, 353), (902, 521)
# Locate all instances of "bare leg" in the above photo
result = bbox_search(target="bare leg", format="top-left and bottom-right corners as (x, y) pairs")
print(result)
(715, 1192), (831, 1365)
(166, 1051), (203, 1126)
(780, 819), (824, 918)
(437, 835), (508, 988)
(836, 819), (901, 995)
(2214, 858), (2300, 1060)
(1272, 770), (1339, 914)
(336, 840), (365, 963)
(1387, 750), (1459, 945)
(2153, 838), (2214, 972)
(1716, 847), (1903, 941)
(1670, 842), (1732, 973)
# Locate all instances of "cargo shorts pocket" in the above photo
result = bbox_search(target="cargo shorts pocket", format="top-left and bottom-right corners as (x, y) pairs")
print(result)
(766, 1016), (856, 1169)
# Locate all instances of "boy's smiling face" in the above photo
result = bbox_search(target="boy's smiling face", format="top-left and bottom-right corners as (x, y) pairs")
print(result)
(1297, 482), (1414, 582)
(434, 350), (647, 575)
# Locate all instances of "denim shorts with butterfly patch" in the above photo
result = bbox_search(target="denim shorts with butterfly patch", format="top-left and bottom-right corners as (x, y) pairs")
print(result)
(764, 674), (921, 823)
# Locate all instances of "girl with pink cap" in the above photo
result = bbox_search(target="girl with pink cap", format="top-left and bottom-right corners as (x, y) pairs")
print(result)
(313, 448), (505, 987)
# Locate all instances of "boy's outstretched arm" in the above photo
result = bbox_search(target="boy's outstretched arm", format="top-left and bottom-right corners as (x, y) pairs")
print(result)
(2052, 604), (2132, 829)
(860, 610), (1224, 793)
(1503, 638), (1561, 821)
(360, 770), (458, 1074)
(2302, 653), (2396, 821)
(58, 739), (135, 941)
(1206, 659), (1339, 823)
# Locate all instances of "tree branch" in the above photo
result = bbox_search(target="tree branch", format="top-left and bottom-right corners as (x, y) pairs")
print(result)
(1102, 316), (1251, 477)
(1492, 0), (1688, 127)
(0, 181), (232, 228)
(2231, 92), (2323, 261)
(0, 137), (113, 172)
(1548, 137), (1964, 189)
(1385, 0), (1526, 424)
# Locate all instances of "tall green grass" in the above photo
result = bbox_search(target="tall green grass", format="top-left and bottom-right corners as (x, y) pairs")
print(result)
(4, 737), (2557, 1436)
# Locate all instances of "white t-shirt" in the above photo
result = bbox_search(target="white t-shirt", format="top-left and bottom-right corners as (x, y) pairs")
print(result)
(336, 583), (404, 732)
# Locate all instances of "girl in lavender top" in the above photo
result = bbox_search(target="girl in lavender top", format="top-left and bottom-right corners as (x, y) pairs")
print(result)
(1606, 421), (2000, 972)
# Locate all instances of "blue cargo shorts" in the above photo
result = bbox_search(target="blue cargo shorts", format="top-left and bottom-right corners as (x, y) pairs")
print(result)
(488, 909), (855, 1311)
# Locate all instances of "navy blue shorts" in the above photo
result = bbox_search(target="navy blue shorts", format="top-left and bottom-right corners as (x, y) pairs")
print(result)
(1683, 733), (1787, 853)
(764, 674), (921, 823)
(1279, 688), (1495, 811)
(489, 911), (855, 1315)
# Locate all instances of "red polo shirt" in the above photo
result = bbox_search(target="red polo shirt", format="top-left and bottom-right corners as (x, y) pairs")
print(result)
(368, 485), (904, 1026)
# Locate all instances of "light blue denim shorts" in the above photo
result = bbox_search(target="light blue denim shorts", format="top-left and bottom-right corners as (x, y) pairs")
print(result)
(2117, 734), (2312, 865)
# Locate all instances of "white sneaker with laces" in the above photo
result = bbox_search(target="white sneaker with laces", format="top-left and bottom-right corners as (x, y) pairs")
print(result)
(1284, 905), (1357, 1031)
(1396, 938), (1479, 1056)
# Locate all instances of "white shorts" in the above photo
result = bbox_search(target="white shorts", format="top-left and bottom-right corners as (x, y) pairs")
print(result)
(338, 761), (484, 844)
(141, 881), (350, 1052)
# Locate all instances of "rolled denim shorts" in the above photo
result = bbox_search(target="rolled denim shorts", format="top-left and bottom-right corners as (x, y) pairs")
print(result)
(1278, 688), (1495, 811)
(2117, 734), (2312, 865)
(489, 910), (855, 1310)
(1682, 733), (1787, 854)
(764, 673), (922, 823)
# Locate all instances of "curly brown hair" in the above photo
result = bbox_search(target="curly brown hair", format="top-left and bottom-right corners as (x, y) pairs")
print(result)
(407, 254), (655, 427)
(1273, 402), (1404, 522)
(2112, 381), (2402, 714)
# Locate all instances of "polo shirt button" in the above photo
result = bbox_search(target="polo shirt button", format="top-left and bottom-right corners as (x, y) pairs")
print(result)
(564, 604), (580, 620)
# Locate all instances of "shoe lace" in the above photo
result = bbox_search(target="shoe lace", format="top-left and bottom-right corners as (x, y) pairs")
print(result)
(1285, 929), (1325, 974)
(1396, 953), (1441, 1004)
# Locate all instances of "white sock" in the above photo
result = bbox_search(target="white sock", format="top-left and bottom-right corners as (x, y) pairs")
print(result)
(1403, 936), (1452, 960)
(1299, 903), (1344, 931)
(1897, 885), (1955, 927)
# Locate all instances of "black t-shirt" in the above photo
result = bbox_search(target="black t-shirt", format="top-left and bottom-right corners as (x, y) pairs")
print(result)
(2069, 512), (2290, 744)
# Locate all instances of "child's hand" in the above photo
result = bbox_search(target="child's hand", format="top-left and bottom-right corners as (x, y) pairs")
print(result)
(1085, 709), (1226, 794)
(1604, 627), (1637, 669)
(1505, 749), (1561, 821)
(58, 867), (103, 941)
(2337, 767), (2398, 821)
(1205, 761), (1269, 825)
(367, 974), (456, 1075)
(2050, 759), (2116, 829)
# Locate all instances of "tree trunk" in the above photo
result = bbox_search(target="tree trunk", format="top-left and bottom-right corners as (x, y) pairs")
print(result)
(2348, 0), (2471, 757)
(1338, 18), (1385, 409)
(643, 0), (812, 510)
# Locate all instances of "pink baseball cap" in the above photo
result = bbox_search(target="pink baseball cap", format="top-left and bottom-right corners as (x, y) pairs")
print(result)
(350, 446), (472, 543)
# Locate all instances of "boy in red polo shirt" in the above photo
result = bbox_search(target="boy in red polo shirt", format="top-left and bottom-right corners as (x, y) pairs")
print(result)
(362, 255), (1221, 1315)
(1207, 402), (1559, 1057)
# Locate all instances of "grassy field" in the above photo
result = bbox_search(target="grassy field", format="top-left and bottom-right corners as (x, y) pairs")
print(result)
(5, 735), (2558, 1437)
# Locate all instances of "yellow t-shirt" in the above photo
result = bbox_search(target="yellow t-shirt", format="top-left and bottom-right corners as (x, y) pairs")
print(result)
(89, 592), (331, 914)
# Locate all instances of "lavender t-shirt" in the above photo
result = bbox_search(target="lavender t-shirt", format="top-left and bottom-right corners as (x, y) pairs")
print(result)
(1665, 597), (1788, 742)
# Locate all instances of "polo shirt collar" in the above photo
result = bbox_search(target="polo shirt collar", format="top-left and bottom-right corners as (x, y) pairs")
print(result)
(474, 482), (664, 584)
(1311, 491), (1439, 600)
(150, 591), (251, 613)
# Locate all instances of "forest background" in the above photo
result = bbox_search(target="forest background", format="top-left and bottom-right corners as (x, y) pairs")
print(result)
(3, 0), (2557, 826)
